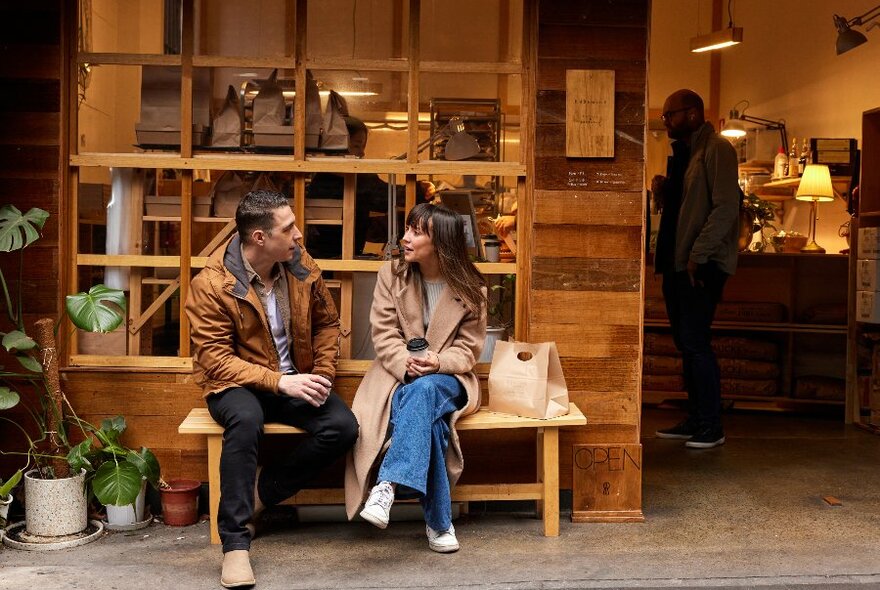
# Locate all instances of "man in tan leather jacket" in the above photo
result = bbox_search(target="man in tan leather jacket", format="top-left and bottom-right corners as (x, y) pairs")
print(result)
(186, 190), (358, 588)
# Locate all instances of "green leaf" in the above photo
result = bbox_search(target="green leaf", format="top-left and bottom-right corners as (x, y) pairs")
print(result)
(92, 461), (142, 506)
(2, 331), (36, 353)
(67, 439), (94, 474)
(126, 448), (160, 488)
(98, 415), (126, 445)
(65, 285), (127, 333)
(0, 386), (20, 410)
(16, 354), (42, 373)
(0, 205), (49, 252)
(0, 469), (23, 498)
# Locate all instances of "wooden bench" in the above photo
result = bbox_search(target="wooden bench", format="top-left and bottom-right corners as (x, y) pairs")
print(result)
(179, 403), (586, 544)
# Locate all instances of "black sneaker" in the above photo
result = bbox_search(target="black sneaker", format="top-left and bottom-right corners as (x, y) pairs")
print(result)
(655, 419), (699, 440)
(685, 426), (726, 449)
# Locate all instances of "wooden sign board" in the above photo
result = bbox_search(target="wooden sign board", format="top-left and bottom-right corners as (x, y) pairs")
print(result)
(566, 69), (615, 158)
(571, 443), (645, 522)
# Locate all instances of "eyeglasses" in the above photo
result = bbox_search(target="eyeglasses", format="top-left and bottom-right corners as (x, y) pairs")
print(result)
(660, 106), (694, 122)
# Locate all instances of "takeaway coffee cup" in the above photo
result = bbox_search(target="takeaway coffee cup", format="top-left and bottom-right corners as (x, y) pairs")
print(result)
(407, 337), (430, 359)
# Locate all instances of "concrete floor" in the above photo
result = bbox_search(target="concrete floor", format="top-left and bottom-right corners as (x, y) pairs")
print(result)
(3, 408), (880, 590)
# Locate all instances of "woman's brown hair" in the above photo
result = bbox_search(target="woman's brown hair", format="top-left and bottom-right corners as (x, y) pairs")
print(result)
(397, 203), (486, 317)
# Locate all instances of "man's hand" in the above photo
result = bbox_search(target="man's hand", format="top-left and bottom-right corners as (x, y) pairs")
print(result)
(494, 215), (516, 237)
(405, 351), (440, 379)
(278, 373), (332, 407)
(650, 174), (666, 213)
(686, 259), (703, 287)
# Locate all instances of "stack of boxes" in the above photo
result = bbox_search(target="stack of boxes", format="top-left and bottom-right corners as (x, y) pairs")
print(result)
(856, 227), (880, 323)
(858, 226), (880, 425)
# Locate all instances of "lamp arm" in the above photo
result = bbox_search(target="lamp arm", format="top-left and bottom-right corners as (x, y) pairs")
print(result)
(738, 114), (788, 149)
(851, 4), (880, 27)
(739, 114), (784, 128)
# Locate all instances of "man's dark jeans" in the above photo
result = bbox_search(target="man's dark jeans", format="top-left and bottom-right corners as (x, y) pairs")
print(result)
(662, 261), (729, 429)
(206, 387), (358, 553)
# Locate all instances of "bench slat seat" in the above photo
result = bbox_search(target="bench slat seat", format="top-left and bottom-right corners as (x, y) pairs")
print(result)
(179, 403), (586, 543)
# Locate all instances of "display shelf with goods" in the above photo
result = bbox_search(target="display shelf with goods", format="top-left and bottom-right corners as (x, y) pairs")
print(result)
(643, 253), (850, 413)
(69, 1), (528, 370)
(848, 107), (880, 431)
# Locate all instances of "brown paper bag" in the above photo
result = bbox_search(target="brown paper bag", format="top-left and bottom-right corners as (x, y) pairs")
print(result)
(253, 69), (286, 130)
(210, 171), (247, 218)
(488, 341), (570, 419)
(319, 90), (349, 151)
(211, 85), (242, 148)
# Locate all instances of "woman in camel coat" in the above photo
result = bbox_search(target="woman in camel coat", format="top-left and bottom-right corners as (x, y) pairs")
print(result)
(344, 203), (487, 553)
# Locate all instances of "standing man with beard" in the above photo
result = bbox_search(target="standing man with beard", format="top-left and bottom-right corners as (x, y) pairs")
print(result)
(651, 89), (740, 449)
(186, 190), (359, 587)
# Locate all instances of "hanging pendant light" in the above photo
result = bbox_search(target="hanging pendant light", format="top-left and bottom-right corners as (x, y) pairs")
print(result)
(690, 0), (743, 53)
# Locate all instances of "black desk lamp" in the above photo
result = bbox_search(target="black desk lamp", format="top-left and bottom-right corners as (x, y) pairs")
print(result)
(720, 100), (788, 152)
(834, 4), (880, 55)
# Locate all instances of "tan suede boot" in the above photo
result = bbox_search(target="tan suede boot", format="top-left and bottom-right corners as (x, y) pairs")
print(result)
(221, 550), (255, 588)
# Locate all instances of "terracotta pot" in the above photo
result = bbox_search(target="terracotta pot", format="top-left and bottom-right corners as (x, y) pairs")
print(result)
(160, 479), (200, 526)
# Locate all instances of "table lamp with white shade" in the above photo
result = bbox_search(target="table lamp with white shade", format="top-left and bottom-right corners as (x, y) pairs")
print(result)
(795, 164), (835, 254)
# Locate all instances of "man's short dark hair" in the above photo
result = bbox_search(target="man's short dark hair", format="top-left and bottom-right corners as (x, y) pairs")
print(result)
(236, 189), (291, 244)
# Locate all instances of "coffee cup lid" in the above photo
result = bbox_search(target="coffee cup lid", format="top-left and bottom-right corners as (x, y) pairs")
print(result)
(407, 337), (429, 351)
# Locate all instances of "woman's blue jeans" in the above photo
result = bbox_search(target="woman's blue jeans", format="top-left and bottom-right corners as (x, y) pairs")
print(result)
(377, 374), (466, 532)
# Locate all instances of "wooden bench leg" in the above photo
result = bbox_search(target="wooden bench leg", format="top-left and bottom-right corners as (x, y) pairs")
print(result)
(541, 427), (560, 537)
(207, 434), (222, 545)
(536, 427), (544, 517)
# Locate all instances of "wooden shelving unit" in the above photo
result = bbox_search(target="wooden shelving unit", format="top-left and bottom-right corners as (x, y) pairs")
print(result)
(643, 252), (849, 413)
(848, 107), (880, 428)
(69, 0), (529, 369)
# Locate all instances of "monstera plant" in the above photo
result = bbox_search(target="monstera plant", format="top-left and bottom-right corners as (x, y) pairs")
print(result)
(0, 204), (157, 513)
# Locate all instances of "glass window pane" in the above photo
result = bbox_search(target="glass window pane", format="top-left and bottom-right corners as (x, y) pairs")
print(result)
(83, 0), (176, 55)
(195, 0), (289, 58)
(420, 0), (522, 63)
(307, 0), (404, 60)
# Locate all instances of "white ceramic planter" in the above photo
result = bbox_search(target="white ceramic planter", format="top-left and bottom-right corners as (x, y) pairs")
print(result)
(0, 493), (12, 527)
(24, 469), (88, 537)
(480, 326), (507, 363)
(105, 479), (147, 526)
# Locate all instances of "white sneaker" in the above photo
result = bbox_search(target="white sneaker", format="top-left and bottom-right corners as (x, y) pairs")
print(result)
(360, 481), (394, 529)
(426, 524), (460, 553)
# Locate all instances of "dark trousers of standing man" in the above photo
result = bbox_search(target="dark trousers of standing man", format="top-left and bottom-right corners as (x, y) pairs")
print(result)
(662, 261), (729, 429)
(206, 387), (359, 553)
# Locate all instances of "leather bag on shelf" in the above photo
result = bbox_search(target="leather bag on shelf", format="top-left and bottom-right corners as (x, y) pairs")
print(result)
(488, 341), (570, 419)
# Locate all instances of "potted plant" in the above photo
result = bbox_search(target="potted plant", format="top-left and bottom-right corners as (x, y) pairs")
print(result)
(481, 273), (515, 362)
(0, 204), (149, 540)
(741, 192), (779, 252)
(69, 415), (161, 526)
(0, 470), (21, 528)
